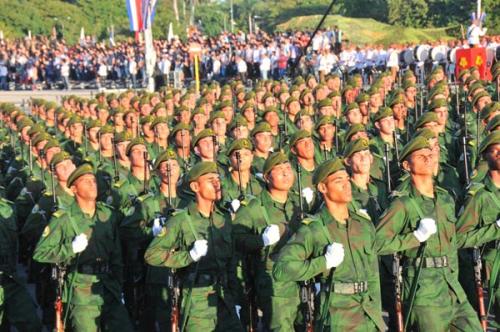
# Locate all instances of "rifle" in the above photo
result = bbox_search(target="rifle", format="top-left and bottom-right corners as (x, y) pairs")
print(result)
(83, 123), (88, 158)
(28, 138), (33, 177)
(334, 118), (339, 152)
(296, 163), (314, 332)
(180, 129), (190, 171)
(166, 162), (173, 207)
(169, 270), (180, 332)
(235, 151), (245, 201)
(404, 242), (427, 330)
(385, 143), (404, 332)
(39, 149), (46, 185)
(52, 264), (66, 332)
(244, 254), (257, 332)
(142, 151), (149, 195)
(462, 137), (470, 185)
(49, 163), (57, 212)
(476, 107), (480, 162)
(112, 138), (120, 183)
(97, 131), (102, 165)
(473, 247), (488, 331)
(393, 131), (401, 169)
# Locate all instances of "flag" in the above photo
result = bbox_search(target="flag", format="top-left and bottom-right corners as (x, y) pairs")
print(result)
(126, 0), (143, 31)
(142, 0), (158, 30)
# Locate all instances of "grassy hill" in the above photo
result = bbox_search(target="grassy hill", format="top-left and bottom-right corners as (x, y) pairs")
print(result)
(277, 15), (456, 45)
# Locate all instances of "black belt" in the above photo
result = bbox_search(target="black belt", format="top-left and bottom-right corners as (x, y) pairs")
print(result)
(186, 272), (227, 288)
(77, 263), (110, 275)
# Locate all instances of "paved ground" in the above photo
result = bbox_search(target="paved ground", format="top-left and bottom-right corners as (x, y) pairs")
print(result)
(0, 89), (126, 106)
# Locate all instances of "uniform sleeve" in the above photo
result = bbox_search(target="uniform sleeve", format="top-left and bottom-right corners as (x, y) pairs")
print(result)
(232, 203), (265, 253)
(272, 223), (328, 282)
(33, 213), (77, 265)
(144, 217), (194, 269)
(374, 199), (421, 255)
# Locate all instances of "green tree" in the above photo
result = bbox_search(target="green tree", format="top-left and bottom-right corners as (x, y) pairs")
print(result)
(387, 0), (428, 27)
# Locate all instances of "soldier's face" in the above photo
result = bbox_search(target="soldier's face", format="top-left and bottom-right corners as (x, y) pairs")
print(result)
(196, 137), (216, 159)
(194, 173), (221, 201)
(101, 133), (113, 150)
(267, 163), (295, 192)
(155, 123), (170, 139)
(45, 147), (61, 166)
(392, 104), (407, 120)
(422, 121), (439, 136)
(434, 107), (448, 125)
(142, 124), (154, 139)
(485, 144), (500, 171)
(55, 159), (76, 182)
(116, 141), (130, 160)
(73, 174), (98, 200)
(158, 160), (180, 185)
(348, 150), (372, 174)
(232, 126), (249, 140)
(376, 116), (395, 135)
(317, 124), (335, 141)
(70, 123), (83, 137)
(89, 127), (100, 143)
(319, 106), (334, 117)
(130, 145), (147, 167)
(346, 109), (362, 125)
(319, 170), (351, 203)
(230, 149), (253, 171)
(254, 132), (273, 153)
(404, 149), (435, 176)
(264, 112), (280, 127)
(350, 131), (368, 141)
(212, 118), (227, 136)
(478, 97), (492, 112)
(293, 138), (315, 159)
(175, 130), (191, 148)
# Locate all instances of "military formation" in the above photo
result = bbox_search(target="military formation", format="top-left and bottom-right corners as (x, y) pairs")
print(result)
(0, 62), (498, 332)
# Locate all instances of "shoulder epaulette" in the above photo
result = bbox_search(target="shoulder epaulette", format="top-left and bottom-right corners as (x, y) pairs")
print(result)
(354, 208), (372, 221)
(52, 209), (66, 218)
(112, 179), (127, 189)
(466, 182), (484, 197)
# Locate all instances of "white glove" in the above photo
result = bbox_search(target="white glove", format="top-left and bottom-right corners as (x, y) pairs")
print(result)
(189, 239), (208, 262)
(301, 187), (314, 204)
(152, 218), (163, 237)
(235, 305), (242, 320)
(325, 242), (344, 269)
(496, 219), (500, 228)
(413, 218), (437, 242)
(231, 199), (241, 213)
(72, 234), (88, 254)
(262, 224), (281, 246)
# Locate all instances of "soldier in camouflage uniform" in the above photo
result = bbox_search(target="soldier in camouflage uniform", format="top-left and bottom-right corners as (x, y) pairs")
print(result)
(33, 163), (133, 332)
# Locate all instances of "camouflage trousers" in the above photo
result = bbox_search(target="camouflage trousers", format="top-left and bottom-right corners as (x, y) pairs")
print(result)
(68, 291), (134, 332)
(181, 284), (243, 332)
(259, 294), (301, 332)
(0, 277), (42, 332)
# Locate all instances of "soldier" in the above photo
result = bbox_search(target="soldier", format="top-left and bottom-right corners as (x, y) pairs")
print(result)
(232, 152), (301, 331)
(457, 131), (500, 328)
(144, 161), (243, 331)
(273, 157), (386, 331)
(250, 122), (274, 175)
(375, 136), (500, 331)
(33, 163), (134, 332)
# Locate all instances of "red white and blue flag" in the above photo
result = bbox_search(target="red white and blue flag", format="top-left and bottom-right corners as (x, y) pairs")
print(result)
(126, 0), (157, 32)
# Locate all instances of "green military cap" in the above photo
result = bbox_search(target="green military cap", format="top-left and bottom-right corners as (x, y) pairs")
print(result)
(44, 138), (60, 151)
(151, 116), (169, 129)
(289, 129), (311, 146)
(263, 151), (289, 176)
(356, 93), (369, 103)
(285, 97), (299, 107)
(328, 90), (341, 98)
(67, 163), (94, 188)
(294, 76), (305, 85)
(403, 80), (417, 90)
(345, 124), (366, 142)
(208, 111), (225, 123)
(126, 137), (146, 156)
(472, 91), (490, 106)
(197, 98), (209, 107)
(479, 131), (500, 155)
(174, 105), (190, 116)
(262, 106), (279, 117)
(86, 119), (101, 129)
(486, 114), (500, 133)
(140, 115), (155, 125)
(415, 111), (439, 129)
(100, 125), (114, 135)
(318, 98), (332, 108)
(217, 100), (233, 110)
(403, 70), (415, 78)
(312, 158), (346, 186)
(468, 82), (484, 96)
(244, 91), (256, 101)
(251, 122), (272, 137)
(164, 93), (173, 101)
(367, 86), (379, 96)
(343, 138), (370, 158)
(153, 103), (166, 113)
(27, 124), (45, 138)
(342, 85), (354, 95)
(399, 136), (431, 162)
(106, 93), (118, 103)
(229, 115), (248, 131)
(17, 118), (34, 130)
(67, 116), (83, 127)
(139, 97), (150, 106)
(241, 102), (255, 111)
(50, 151), (71, 168)
(429, 98), (448, 111)
(227, 138), (253, 156)
(344, 102), (360, 114)
(480, 102), (499, 120)
(235, 88), (245, 96)
(192, 107), (205, 117)
(187, 161), (218, 182)
(458, 69), (469, 80)
(45, 101), (57, 110)
(300, 89), (312, 100)
(373, 107), (393, 122)
(413, 127), (437, 141)
(192, 128), (215, 148)
(153, 148), (177, 169)
(390, 95), (405, 107)
(32, 132), (51, 146)
(428, 87), (446, 101)
(315, 115), (335, 130)
(171, 123), (191, 136)
(262, 92), (274, 101)
(114, 131), (133, 144)
(492, 68), (500, 81)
